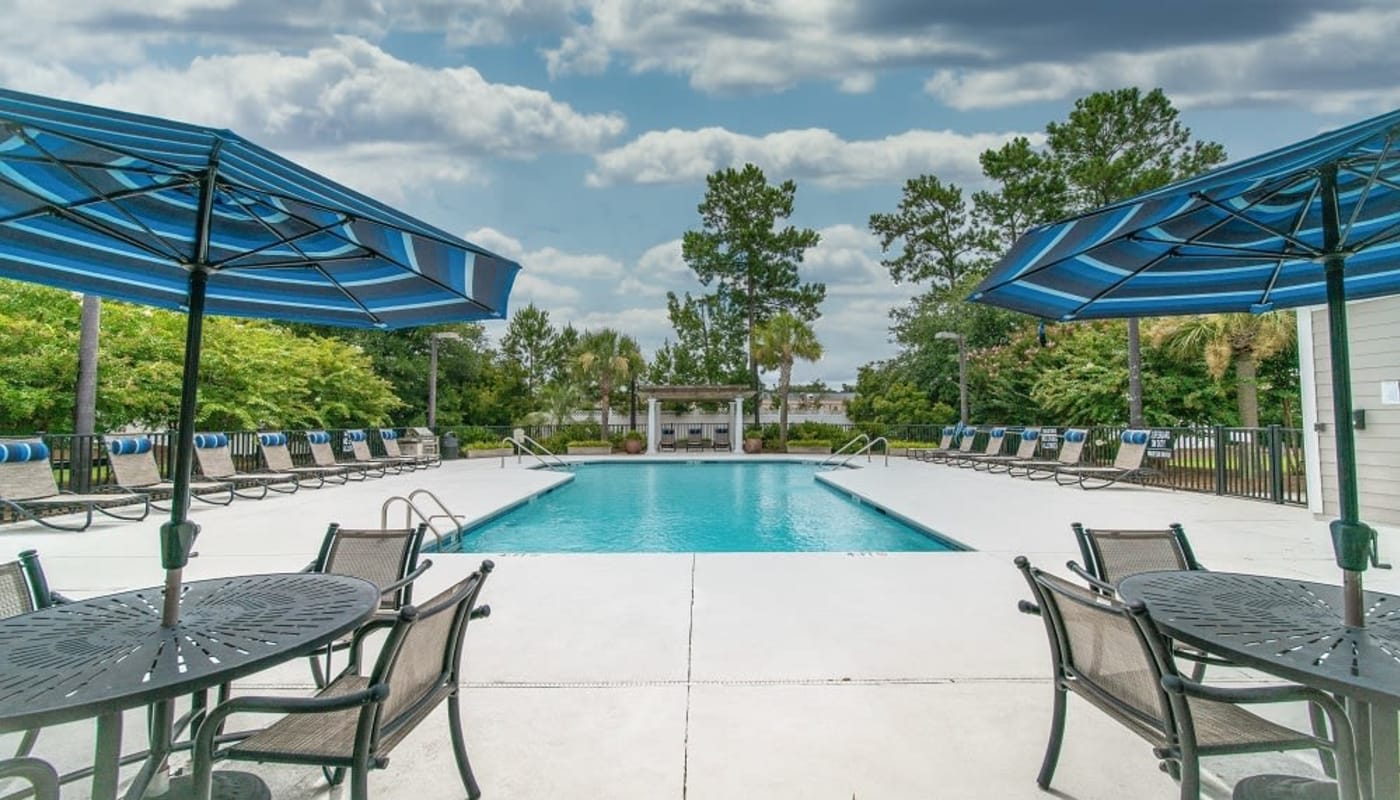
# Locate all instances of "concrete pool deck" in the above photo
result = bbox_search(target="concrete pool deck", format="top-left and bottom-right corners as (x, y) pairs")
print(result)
(1, 454), (1396, 799)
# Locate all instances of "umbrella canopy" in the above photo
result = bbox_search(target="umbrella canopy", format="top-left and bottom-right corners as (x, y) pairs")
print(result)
(0, 88), (520, 624)
(971, 108), (1400, 627)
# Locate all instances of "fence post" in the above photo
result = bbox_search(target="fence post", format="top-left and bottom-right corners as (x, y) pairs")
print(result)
(1268, 424), (1285, 504)
(1213, 425), (1227, 496)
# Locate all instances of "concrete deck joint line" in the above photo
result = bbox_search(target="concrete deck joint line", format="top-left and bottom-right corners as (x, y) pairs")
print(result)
(682, 553), (696, 800)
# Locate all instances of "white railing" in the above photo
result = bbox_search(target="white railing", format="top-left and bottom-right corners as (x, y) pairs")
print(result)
(502, 434), (571, 471)
(381, 488), (464, 546)
(821, 436), (890, 469)
(818, 433), (870, 468)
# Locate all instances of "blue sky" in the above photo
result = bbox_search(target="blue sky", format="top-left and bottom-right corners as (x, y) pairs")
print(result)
(4, 1), (1396, 386)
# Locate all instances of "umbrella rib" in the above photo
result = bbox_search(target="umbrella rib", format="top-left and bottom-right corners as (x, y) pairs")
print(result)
(0, 153), (188, 180)
(1, 187), (193, 267)
(0, 180), (194, 227)
(1257, 180), (1322, 309)
(8, 128), (191, 262)
(1346, 219), (1400, 253)
(215, 253), (377, 270)
(0, 114), (201, 179)
(1126, 236), (1309, 260)
(1338, 134), (1397, 247)
(311, 263), (387, 326)
(1191, 194), (1324, 256)
(1063, 248), (1177, 320)
(1337, 168), (1400, 197)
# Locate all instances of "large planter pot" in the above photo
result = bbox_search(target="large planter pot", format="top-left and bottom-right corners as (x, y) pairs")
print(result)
(786, 444), (832, 455)
(623, 438), (644, 455)
(743, 437), (763, 454)
(567, 445), (613, 456)
(466, 447), (513, 459)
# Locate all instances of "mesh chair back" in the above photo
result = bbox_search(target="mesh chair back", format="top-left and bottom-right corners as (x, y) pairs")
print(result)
(1114, 430), (1150, 470)
(1018, 561), (1171, 740)
(380, 436), (406, 459)
(934, 430), (953, 450)
(346, 431), (378, 463)
(305, 432), (340, 467)
(0, 440), (60, 501)
(0, 561), (34, 619)
(1073, 523), (1200, 586)
(955, 432), (978, 454)
(1011, 429), (1039, 459)
(317, 525), (426, 610)
(980, 428), (1006, 456)
(193, 433), (237, 479)
(105, 437), (163, 486)
(259, 433), (296, 472)
(713, 427), (730, 446)
(373, 562), (492, 738)
(1058, 429), (1088, 465)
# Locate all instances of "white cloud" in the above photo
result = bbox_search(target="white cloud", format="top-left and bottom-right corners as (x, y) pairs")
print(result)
(588, 127), (1039, 188)
(467, 227), (625, 280)
(618, 239), (690, 296)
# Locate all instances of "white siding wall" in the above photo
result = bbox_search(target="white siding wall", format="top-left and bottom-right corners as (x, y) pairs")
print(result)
(1310, 295), (1400, 525)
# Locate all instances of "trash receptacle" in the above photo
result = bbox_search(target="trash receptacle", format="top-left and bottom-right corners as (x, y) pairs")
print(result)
(441, 431), (459, 460)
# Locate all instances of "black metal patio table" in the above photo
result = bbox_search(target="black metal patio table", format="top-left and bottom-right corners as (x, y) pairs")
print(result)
(0, 572), (380, 800)
(1118, 571), (1400, 800)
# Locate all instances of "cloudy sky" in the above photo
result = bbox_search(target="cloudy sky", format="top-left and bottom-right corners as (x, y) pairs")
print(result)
(6, 1), (1398, 386)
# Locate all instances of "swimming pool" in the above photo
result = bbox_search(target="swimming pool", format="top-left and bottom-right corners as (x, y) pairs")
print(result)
(434, 461), (958, 553)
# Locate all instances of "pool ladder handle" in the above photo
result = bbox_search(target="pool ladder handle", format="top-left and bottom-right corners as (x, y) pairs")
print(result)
(381, 489), (464, 547)
(501, 435), (571, 471)
(819, 435), (890, 470)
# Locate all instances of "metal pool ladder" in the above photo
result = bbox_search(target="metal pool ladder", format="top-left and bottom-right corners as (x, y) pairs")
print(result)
(819, 435), (890, 469)
(382, 489), (465, 547)
(502, 434), (571, 471)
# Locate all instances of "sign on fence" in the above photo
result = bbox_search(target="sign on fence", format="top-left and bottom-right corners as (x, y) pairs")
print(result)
(1039, 426), (1060, 451)
(1147, 429), (1174, 459)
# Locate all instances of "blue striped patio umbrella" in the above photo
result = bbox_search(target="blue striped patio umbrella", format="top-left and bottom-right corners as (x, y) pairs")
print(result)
(971, 108), (1400, 627)
(0, 88), (520, 625)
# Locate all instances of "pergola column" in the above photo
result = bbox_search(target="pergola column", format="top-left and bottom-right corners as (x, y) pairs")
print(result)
(732, 396), (743, 453)
(647, 398), (659, 454)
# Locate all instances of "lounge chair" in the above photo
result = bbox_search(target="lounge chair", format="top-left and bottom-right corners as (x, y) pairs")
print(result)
(968, 427), (1040, 473)
(346, 429), (410, 475)
(105, 436), (234, 510)
(193, 433), (300, 499)
(257, 432), (348, 487)
(659, 427), (676, 451)
(379, 428), (438, 469)
(908, 427), (956, 461)
(303, 523), (432, 688)
(1015, 557), (1360, 800)
(191, 560), (495, 800)
(1054, 429), (1150, 489)
(712, 426), (731, 451)
(951, 427), (1005, 468)
(926, 426), (979, 464)
(1, 550), (66, 761)
(684, 426), (704, 452)
(306, 430), (374, 481)
(0, 439), (149, 531)
(1006, 428), (1087, 479)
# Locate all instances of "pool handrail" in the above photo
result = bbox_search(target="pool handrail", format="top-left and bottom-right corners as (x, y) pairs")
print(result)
(381, 489), (462, 546)
(818, 433), (870, 468)
(503, 434), (571, 471)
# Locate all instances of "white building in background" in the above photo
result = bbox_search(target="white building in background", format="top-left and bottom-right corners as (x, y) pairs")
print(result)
(1297, 295), (1400, 526)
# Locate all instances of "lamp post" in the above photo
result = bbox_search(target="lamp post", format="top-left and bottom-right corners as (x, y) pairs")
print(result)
(428, 332), (463, 429)
(934, 331), (967, 426)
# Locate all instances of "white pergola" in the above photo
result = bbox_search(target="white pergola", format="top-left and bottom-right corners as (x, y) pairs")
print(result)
(639, 385), (750, 454)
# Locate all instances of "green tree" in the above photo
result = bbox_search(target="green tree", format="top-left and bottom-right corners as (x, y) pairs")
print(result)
(681, 164), (824, 425)
(869, 175), (987, 287)
(536, 381), (585, 427)
(499, 303), (559, 401)
(576, 328), (645, 431)
(973, 136), (1068, 251)
(753, 311), (823, 449)
(1149, 312), (1296, 428)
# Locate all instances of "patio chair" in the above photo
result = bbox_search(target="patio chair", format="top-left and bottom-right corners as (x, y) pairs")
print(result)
(303, 523), (432, 688)
(684, 426), (705, 452)
(909, 427), (956, 461)
(191, 560), (495, 800)
(380, 428), (439, 468)
(346, 429), (409, 475)
(1, 550), (66, 760)
(952, 427), (1006, 468)
(659, 426), (676, 452)
(0, 758), (59, 800)
(0, 439), (149, 531)
(927, 426), (980, 464)
(306, 430), (374, 481)
(257, 432), (348, 487)
(1015, 557), (1359, 800)
(192, 433), (299, 499)
(968, 427), (1040, 473)
(1007, 428), (1087, 479)
(105, 436), (234, 510)
(1054, 429), (1151, 489)
(712, 426), (731, 451)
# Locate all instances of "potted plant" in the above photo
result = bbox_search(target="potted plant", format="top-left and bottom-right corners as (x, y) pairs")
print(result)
(743, 428), (764, 454)
(623, 430), (645, 454)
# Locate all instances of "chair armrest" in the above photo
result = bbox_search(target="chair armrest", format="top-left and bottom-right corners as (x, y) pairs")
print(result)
(378, 559), (432, 597)
(470, 604), (490, 620)
(1066, 560), (1116, 594)
(1017, 599), (1041, 616)
(300, 561), (318, 573)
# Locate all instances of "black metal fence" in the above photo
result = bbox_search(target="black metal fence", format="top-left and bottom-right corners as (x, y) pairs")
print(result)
(6, 422), (1308, 514)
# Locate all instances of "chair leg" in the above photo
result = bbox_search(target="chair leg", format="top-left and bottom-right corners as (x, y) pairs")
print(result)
(1308, 701), (1338, 779)
(13, 727), (39, 758)
(351, 764), (369, 800)
(1036, 685), (1067, 789)
(448, 694), (483, 799)
(309, 646), (331, 689)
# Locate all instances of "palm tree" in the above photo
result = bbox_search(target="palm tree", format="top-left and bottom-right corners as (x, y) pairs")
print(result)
(576, 329), (644, 431)
(753, 311), (823, 449)
(1150, 312), (1295, 428)
(537, 381), (584, 427)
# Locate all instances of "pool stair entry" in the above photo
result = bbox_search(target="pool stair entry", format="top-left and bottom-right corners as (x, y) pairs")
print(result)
(382, 488), (465, 547)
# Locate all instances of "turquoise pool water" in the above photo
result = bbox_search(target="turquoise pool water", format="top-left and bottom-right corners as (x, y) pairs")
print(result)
(436, 461), (957, 553)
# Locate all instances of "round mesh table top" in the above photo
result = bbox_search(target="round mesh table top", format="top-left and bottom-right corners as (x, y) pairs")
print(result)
(0, 573), (379, 732)
(1119, 571), (1400, 706)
